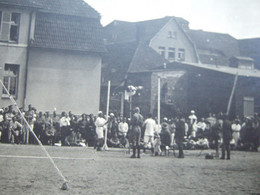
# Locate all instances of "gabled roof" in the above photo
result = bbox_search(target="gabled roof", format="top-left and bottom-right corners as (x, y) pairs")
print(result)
(31, 12), (105, 53)
(104, 16), (189, 44)
(187, 30), (240, 65)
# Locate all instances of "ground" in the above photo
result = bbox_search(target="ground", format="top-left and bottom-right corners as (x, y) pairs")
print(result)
(0, 144), (259, 195)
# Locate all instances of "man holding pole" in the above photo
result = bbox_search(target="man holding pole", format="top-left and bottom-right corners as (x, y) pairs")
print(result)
(129, 107), (143, 158)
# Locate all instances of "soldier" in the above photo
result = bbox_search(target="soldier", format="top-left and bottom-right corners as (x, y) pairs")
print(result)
(129, 107), (143, 158)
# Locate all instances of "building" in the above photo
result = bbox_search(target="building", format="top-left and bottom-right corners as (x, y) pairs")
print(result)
(0, 0), (105, 114)
(102, 16), (260, 118)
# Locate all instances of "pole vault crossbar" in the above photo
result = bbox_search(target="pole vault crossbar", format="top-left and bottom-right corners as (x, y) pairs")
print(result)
(0, 79), (68, 190)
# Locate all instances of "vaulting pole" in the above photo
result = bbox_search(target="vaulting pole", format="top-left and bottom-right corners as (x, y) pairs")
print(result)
(103, 80), (111, 151)
(0, 79), (68, 190)
(226, 73), (238, 115)
(158, 77), (161, 125)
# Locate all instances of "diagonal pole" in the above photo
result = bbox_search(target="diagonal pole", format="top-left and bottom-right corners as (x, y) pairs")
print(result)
(0, 79), (68, 190)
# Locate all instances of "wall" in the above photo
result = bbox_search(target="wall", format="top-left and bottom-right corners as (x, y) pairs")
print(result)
(26, 48), (102, 115)
(0, 8), (31, 108)
(149, 19), (197, 63)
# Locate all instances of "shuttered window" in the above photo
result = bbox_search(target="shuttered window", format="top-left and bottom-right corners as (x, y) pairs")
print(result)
(0, 12), (20, 42)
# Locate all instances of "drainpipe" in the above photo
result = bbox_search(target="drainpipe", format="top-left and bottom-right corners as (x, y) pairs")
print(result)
(23, 10), (33, 109)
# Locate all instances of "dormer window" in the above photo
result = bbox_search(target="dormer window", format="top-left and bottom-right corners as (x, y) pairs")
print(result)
(168, 31), (177, 39)
(0, 12), (20, 43)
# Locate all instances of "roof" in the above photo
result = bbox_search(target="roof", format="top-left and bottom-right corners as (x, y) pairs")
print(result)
(0, 0), (42, 8)
(239, 38), (260, 70)
(31, 12), (105, 53)
(104, 16), (189, 44)
(127, 41), (167, 73)
(230, 56), (254, 61)
(102, 41), (138, 85)
(0, 0), (100, 18)
(187, 30), (240, 65)
(169, 61), (260, 78)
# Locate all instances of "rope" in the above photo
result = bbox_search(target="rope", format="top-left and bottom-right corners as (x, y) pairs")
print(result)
(0, 80), (68, 185)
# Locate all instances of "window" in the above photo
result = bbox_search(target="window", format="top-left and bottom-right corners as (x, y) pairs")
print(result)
(168, 47), (175, 61)
(168, 31), (177, 39)
(0, 12), (20, 42)
(2, 64), (19, 98)
(177, 48), (185, 61)
(158, 46), (165, 58)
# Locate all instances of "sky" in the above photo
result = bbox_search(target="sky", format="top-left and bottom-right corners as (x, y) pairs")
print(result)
(86, 0), (260, 39)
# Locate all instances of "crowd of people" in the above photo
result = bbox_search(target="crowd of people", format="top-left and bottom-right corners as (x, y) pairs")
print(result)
(0, 104), (259, 159)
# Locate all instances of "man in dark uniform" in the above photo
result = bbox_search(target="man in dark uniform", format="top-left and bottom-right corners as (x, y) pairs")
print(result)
(175, 117), (186, 158)
(130, 107), (143, 158)
(221, 114), (233, 160)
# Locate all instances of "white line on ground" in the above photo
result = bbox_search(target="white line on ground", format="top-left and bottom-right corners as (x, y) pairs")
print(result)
(0, 154), (95, 160)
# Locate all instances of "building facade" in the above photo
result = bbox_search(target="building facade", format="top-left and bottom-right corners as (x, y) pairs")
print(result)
(102, 16), (260, 118)
(0, 0), (105, 114)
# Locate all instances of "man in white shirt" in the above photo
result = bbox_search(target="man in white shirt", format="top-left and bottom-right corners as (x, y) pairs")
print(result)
(188, 110), (197, 138)
(95, 111), (107, 151)
(143, 113), (156, 155)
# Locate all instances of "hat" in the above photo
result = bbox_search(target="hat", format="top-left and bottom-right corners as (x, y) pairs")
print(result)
(110, 113), (114, 117)
(163, 117), (168, 121)
(190, 110), (195, 114)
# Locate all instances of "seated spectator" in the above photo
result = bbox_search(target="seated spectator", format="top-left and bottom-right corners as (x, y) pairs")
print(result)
(108, 133), (121, 148)
(10, 116), (23, 144)
(118, 117), (129, 147)
(196, 118), (207, 139)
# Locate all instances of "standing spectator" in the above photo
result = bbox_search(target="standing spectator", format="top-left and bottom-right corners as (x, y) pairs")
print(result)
(221, 114), (233, 160)
(188, 110), (197, 138)
(44, 112), (55, 145)
(175, 117), (186, 158)
(0, 115), (10, 143)
(78, 114), (88, 145)
(143, 113), (156, 155)
(25, 104), (36, 144)
(107, 113), (118, 139)
(95, 111), (107, 151)
(160, 118), (171, 156)
(129, 107), (143, 158)
(60, 112), (70, 146)
(52, 111), (60, 144)
(232, 119), (241, 149)
(211, 117), (223, 158)
(34, 112), (45, 143)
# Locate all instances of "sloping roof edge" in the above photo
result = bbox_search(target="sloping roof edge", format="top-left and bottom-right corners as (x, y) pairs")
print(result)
(172, 61), (260, 78)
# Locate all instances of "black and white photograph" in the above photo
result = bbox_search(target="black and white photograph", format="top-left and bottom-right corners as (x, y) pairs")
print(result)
(0, 0), (259, 194)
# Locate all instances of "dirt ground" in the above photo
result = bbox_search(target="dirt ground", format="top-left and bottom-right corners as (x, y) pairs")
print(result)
(0, 144), (259, 195)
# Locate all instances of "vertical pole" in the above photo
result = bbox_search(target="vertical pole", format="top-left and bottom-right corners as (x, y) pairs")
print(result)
(120, 92), (124, 117)
(129, 95), (132, 119)
(103, 80), (110, 150)
(158, 77), (161, 125)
